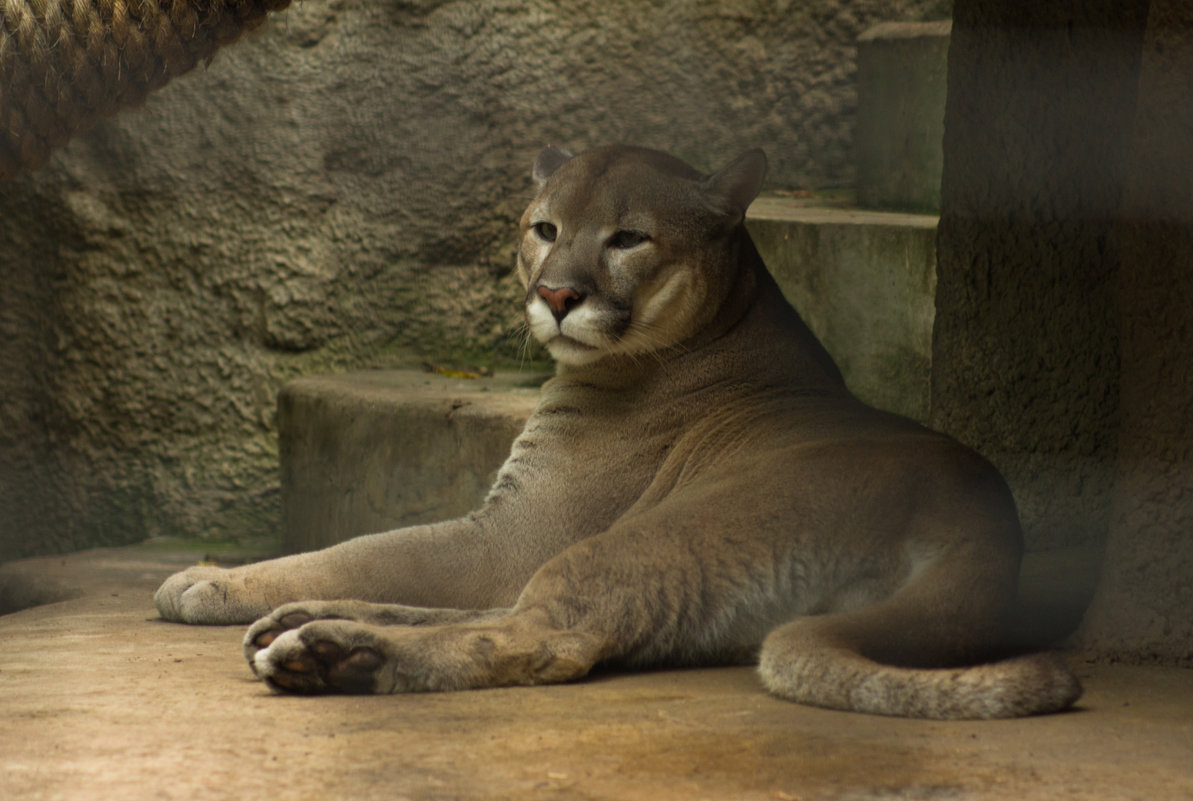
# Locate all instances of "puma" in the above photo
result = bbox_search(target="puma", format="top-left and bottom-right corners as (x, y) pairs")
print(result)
(155, 145), (1081, 719)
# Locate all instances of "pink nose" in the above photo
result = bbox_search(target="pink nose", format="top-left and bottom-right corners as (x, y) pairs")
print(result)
(537, 285), (582, 320)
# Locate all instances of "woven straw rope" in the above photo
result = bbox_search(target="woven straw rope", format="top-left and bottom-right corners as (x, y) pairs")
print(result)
(0, 0), (290, 179)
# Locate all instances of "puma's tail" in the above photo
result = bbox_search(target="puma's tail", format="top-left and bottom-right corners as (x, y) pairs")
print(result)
(758, 618), (1083, 719)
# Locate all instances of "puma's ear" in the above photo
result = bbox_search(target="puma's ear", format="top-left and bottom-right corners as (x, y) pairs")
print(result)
(703, 149), (767, 219)
(533, 146), (573, 188)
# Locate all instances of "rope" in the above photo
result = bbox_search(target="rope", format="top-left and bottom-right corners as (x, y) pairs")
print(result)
(0, 0), (291, 180)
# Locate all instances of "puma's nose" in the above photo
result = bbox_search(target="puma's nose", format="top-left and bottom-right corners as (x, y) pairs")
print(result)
(537, 285), (583, 322)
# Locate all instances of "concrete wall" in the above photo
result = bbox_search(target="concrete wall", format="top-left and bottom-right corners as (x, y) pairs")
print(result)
(0, 0), (947, 562)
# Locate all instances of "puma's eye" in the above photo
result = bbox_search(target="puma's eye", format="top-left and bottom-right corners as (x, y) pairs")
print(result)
(608, 230), (650, 250)
(532, 222), (558, 243)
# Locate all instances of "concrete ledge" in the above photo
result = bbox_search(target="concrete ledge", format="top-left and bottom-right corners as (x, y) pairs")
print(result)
(747, 199), (938, 421)
(279, 370), (546, 554)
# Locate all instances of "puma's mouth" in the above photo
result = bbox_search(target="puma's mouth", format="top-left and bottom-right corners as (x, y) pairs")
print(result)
(526, 297), (625, 365)
(547, 334), (600, 353)
(544, 334), (605, 365)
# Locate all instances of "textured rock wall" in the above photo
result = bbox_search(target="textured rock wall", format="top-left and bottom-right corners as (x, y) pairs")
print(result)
(0, 0), (945, 561)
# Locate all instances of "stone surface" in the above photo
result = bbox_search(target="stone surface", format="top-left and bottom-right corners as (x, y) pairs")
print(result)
(856, 21), (951, 212)
(748, 199), (937, 421)
(280, 369), (544, 553)
(0, 0), (949, 563)
(2, 544), (1192, 801)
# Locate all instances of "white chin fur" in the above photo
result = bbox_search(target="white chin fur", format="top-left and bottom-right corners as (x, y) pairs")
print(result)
(545, 337), (605, 366)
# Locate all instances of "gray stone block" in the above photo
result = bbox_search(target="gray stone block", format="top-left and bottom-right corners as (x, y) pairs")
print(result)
(279, 370), (544, 554)
(747, 200), (938, 421)
(856, 21), (951, 212)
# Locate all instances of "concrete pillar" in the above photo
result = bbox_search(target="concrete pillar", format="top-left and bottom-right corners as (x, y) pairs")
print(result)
(931, 0), (1149, 553)
(1076, 0), (1193, 664)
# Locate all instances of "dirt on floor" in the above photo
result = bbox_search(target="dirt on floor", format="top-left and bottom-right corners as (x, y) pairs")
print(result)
(1, 544), (1191, 801)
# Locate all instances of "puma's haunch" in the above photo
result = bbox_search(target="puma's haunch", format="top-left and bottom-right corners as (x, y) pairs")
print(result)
(154, 145), (1081, 719)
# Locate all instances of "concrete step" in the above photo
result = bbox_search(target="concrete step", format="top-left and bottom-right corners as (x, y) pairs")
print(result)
(279, 369), (545, 553)
(747, 199), (938, 422)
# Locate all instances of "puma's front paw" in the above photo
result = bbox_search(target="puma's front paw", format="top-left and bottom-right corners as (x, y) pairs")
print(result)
(251, 613), (598, 695)
(252, 620), (391, 694)
(153, 566), (272, 625)
(243, 601), (359, 667)
(243, 600), (498, 665)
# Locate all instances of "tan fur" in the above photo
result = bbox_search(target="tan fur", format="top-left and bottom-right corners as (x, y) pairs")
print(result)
(155, 145), (1082, 718)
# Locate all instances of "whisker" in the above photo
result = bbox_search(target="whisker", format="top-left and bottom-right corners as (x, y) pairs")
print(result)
(510, 319), (536, 370)
(613, 317), (689, 367)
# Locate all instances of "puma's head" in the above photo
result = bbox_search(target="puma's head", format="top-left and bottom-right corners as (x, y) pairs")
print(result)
(517, 145), (767, 368)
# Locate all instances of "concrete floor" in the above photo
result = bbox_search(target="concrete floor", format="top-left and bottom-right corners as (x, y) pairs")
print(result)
(2, 545), (1191, 801)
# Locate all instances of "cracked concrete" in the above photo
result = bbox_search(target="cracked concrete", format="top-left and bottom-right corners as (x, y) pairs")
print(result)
(2, 545), (1191, 801)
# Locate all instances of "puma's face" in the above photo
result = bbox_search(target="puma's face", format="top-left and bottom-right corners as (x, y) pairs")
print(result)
(517, 145), (766, 368)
